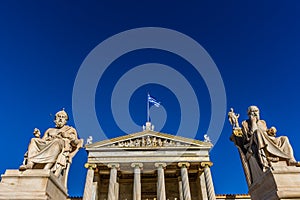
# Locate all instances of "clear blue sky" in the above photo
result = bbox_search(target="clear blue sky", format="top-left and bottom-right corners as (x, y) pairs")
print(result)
(1, 0), (300, 197)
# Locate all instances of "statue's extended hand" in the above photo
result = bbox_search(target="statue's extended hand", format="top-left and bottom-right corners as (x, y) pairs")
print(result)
(267, 126), (277, 136)
(33, 128), (40, 134)
(33, 128), (41, 138)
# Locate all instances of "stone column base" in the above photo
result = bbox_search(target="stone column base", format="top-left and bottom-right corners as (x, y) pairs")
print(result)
(0, 169), (68, 200)
(249, 163), (300, 200)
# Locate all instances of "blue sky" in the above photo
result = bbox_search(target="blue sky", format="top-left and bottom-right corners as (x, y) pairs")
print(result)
(1, 0), (300, 197)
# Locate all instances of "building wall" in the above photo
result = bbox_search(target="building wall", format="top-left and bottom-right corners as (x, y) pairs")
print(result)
(68, 194), (251, 200)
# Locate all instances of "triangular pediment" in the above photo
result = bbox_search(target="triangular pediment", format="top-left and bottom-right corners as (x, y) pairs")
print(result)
(86, 130), (211, 149)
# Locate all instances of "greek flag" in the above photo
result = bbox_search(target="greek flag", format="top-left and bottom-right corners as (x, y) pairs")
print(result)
(148, 94), (160, 107)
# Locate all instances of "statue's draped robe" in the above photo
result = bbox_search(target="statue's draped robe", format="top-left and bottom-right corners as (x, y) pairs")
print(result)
(27, 125), (76, 168)
(28, 138), (65, 164)
(242, 119), (296, 168)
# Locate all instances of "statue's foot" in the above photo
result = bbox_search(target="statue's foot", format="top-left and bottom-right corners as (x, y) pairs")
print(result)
(288, 160), (300, 167)
(268, 157), (279, 162)
(19, 165), (27, 171)
(19, 163), (33, 171)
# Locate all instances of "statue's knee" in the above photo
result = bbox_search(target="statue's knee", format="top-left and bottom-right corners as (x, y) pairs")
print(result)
(282, 136), (289, 142)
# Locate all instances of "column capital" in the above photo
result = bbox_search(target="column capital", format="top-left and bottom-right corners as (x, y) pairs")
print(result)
(178, 162), (190, 168)
(200, 161), (213, 168)
(131, 162), (143, 168)
(84, 163), (97, 170)
(154, 162), (167, 168)
(107, 163), (120, 169)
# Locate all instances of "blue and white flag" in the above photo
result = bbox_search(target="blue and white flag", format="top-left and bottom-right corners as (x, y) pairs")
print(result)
(148, 94), (160, 107)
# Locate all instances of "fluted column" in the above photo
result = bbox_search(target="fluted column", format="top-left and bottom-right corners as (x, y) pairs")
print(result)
(178, 162), (191, 200)
(131, 163), (143, 200)
(114, 179), (119, 200)
(198, 169), (208, 200)
(83, 163), (97, 200)
(155, 163), (167, 200)
(201, 162), (216, 200)
(107, 163), (120, 200)
(178, 176), (184, 200)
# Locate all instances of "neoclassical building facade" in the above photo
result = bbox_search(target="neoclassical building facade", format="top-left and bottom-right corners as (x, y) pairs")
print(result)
(81, 122), (224, 200)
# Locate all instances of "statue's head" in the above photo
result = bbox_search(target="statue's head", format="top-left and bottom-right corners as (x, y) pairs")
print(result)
(247, 105), (260, 120)
(54, 109), (69, 128)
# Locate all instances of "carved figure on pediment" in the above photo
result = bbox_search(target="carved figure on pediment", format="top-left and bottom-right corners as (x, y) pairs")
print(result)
(146, 136), (152, 146)
(230, 106), (300, 185)
(163, 139), (168, 146)
(124, 141), (129, 147)
(129, 139), (134, 147)
(118, 141), (124, 147)
(141, 137), (146, 147)
(152, 137), (157, 147)
(135, 138), (141, 147)
(157, 138), (163, 146)
(19, 110), (82, 184)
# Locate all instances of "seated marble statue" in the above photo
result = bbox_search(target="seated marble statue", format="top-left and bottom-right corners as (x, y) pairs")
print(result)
(240, 106), (299, 170)
(19, 109), (82, 178)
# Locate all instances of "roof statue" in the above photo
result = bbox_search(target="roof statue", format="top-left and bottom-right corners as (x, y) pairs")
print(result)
(228, 108), (240, 129)
(86, 136), (93, 145)
(19, 109), (83, 187)
(229, 106), (300, 186)
(204, 134), (211, 143)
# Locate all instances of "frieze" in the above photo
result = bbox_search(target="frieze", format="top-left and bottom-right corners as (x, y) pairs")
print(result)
(108, 135), (190, 148)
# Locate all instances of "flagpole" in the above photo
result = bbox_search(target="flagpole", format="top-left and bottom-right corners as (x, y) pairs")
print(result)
(147, 93), (150, 122)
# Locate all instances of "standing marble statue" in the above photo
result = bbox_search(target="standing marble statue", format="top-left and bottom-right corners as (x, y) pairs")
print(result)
(228, 108), (240, 129)
(229, 106), (299, 185)
(19, 109), (82, 179)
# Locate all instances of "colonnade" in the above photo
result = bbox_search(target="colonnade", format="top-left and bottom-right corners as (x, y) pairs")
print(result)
(83, 162), (216, 200)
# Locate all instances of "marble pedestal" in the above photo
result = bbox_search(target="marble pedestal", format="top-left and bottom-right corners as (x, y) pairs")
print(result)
(0, 169), (68, 200)
(249, 163), (300, 200)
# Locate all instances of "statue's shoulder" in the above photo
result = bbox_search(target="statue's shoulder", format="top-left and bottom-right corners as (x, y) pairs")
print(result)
(258, 120), (267, 126)
(65, 125), (76, 131)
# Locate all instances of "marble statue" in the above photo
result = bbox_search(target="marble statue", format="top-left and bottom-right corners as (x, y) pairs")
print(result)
(86, 136), (93, 145)
(228, 108), (240, 129)
(19, 109), (82, 178)
(204, 134), (211, 143)
(230, 106), (299, 184)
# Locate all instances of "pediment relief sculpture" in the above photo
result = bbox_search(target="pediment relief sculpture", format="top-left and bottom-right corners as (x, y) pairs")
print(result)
(108, 135), (189, 148)
(109, 135), (190, 148)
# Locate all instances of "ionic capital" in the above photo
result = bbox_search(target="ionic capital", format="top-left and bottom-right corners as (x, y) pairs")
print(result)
(107, 163), (120, 169)
(84, 163), (97, 170)
(200, 161), (213, 168)
(178, 162), (190, 168)
(154, 162), (167, 168)
(131, 163), (143, 168)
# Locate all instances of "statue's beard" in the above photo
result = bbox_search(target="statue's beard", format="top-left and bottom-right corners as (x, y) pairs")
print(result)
(250, 114), (260, 121)
(254, 115), (260, 121)
(55, 120), (65, 128)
